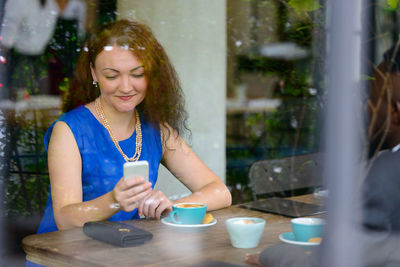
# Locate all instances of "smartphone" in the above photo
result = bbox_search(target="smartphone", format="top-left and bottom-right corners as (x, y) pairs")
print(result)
(123, 160), (149, 182)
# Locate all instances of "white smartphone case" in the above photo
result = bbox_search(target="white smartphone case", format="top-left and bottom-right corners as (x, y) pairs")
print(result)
(123, 160), (149, 182)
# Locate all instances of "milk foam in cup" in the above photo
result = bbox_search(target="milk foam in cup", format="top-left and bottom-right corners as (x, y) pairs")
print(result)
(225, 217), (265, 248)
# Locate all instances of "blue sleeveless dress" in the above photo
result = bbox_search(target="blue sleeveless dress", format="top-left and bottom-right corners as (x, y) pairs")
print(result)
(36, 105), (163, 234)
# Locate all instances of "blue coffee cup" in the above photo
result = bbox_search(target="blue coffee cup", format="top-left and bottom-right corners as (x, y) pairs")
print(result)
(291, 217), (324, 242)
(225, 217), (266, 248)
(169, 203), (207, 225)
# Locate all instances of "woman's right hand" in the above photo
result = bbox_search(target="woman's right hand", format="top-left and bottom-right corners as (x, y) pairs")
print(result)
(112, 177), (152, 212)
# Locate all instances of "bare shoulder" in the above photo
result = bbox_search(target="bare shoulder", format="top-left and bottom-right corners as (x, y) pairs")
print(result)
(159, 122), (175, 135)
(159, 122), (186, 150)
(49, 121), (77, 148)
(48, 121), (81, 166)
(51, 121), (73, 137)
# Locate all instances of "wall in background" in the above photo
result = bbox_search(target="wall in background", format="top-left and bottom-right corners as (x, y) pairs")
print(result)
(117, 0), (227, 198)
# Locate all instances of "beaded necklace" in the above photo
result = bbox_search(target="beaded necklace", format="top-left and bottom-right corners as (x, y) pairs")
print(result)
(95, 98), (142, 162)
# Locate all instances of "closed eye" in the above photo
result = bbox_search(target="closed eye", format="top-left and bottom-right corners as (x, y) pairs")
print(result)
(131, 73), (144, 78)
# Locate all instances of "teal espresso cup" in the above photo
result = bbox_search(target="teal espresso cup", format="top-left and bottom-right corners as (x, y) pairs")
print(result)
(291, 217), (325, 242)
(225, 217), (266, 248)
(169, 203), (207, 225)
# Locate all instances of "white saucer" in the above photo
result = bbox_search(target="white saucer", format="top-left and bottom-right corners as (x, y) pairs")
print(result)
(279, 232), (321, 246)
(161, 217), (217, 232)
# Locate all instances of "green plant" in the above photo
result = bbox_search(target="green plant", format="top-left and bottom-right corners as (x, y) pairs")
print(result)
(1, 110), (54, 217)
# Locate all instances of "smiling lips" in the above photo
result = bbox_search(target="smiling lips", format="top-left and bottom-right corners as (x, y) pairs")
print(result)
(117, 95), (133, 101)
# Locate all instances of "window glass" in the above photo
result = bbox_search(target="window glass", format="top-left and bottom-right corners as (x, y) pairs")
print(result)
(0, 0), (399, 265)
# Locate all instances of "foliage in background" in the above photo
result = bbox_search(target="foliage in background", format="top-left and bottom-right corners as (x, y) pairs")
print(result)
(288, 0), (321, 14)
(0, 110), (53, 217)
(0, 18), (83, 216)
(227, 2), (323, 204)
(387, 0), (399, 9)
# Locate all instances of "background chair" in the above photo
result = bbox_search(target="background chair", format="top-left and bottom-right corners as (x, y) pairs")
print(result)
(248, 153), (324, 200)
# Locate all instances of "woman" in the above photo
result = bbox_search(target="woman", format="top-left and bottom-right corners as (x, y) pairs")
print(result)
(37, 19), (232, 233)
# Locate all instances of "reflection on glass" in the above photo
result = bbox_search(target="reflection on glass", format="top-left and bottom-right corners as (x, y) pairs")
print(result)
(1, 0), (400, 266)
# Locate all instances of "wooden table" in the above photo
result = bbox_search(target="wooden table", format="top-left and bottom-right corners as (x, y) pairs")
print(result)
(23, 195), (322, 267)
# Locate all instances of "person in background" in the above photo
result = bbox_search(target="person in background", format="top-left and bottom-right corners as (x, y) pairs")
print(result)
(363, 43), (400, 232)
(367, 44), (400, 156)
(0, 0), (86, 98)
(36, 19), (231, 235)
(241, 44), (400, 267)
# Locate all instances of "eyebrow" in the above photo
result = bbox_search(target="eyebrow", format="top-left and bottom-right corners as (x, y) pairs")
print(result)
(102, 65), (144, 72)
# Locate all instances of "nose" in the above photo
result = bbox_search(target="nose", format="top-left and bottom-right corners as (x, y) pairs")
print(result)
(119, 75), (132, 93)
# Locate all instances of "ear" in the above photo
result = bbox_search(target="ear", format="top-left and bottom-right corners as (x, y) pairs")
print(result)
(90, 62), (98, 82)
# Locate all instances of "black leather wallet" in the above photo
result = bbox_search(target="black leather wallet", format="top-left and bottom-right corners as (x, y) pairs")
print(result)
(83, 221), (153, 247)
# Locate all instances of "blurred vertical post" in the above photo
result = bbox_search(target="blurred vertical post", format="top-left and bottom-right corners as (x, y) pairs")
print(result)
(0, 0), (5, 263)
(321, 0), (365, 266)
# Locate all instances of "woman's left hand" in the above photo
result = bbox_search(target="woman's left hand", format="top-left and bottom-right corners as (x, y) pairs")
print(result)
(137, 190), (173, 220)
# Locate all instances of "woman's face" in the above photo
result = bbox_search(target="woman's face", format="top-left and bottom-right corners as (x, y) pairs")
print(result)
(90, 45), (148, 113)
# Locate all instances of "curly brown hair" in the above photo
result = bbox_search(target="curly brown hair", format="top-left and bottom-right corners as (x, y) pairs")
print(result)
(63, 19), (189, 144)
